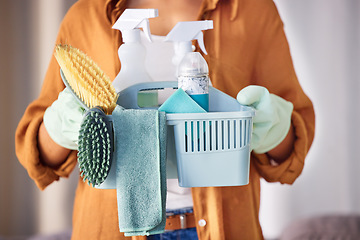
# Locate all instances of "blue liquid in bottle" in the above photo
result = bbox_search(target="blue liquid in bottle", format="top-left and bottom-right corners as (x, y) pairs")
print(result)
(189, 94), (209, 112)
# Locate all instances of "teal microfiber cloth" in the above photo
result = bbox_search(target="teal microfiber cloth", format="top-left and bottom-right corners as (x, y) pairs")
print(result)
(112, 105), (167, 236)
(158, 88), (207, 113)
(159, 88), (207, 140)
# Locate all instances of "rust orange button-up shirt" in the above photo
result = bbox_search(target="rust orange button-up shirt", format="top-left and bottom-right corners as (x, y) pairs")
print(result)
(15, 0), (315, 239)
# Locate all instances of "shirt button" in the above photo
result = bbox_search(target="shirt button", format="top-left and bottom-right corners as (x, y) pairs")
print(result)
(198, 219), (207, 227)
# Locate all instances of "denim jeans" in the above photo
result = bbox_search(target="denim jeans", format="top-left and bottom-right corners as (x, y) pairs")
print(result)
(147, 208), (199, 240)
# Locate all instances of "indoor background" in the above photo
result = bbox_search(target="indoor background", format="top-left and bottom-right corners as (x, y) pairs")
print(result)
(0, 0), (359, 239)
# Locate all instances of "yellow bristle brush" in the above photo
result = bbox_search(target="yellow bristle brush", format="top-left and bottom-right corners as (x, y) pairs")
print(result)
(54, 44), (117, 115)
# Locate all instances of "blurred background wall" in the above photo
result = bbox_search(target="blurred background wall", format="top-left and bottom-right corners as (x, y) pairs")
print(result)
(0, 0), (78, 238)
(0, 0), (359, 239)
(260, 0), (360, 238)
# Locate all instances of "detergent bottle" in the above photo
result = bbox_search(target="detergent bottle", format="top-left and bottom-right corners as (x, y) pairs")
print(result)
(112, 9), (159, 107)
(165, 21), (213, 111)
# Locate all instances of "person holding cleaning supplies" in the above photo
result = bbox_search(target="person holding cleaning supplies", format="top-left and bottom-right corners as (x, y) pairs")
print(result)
(15, 0), (315, 239)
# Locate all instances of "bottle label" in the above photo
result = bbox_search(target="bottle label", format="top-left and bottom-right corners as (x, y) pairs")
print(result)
(178, 75), (209, 95)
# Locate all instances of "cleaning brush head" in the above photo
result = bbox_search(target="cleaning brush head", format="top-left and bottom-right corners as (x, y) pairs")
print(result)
(78, 107), (114, 186)
(54, 44), (118, 114)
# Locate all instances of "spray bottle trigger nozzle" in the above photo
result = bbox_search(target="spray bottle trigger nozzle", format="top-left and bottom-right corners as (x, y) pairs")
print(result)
(112, 9), (158, 43)
(195, 31), (207, 55)
(138, 20), (153, 42)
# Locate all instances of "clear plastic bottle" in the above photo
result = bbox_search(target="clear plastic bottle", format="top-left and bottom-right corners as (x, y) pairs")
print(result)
(178, 52), (209, 111)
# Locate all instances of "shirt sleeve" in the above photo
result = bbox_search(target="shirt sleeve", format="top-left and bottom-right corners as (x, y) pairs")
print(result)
(15, 0), (118, 190)
(250, 1), (315, 184)
(15, 18), (78, 191)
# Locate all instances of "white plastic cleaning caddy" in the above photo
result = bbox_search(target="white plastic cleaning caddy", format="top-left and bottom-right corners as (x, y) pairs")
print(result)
(96, 82), (255, 189)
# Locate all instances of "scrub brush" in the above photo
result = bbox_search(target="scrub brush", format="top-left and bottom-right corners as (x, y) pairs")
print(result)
(54, 44), (118, 114)
(78, 107), (114, 186)
(54, 44), (116, 185)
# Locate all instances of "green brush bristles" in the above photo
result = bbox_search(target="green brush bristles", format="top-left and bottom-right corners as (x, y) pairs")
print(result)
(78, 108), (113, 187)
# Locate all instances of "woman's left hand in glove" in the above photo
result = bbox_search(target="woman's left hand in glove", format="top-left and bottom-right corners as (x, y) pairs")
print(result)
(236, 85), (293, 154)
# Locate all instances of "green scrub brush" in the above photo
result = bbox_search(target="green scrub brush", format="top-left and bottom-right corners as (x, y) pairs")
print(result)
(78, 107), (114, 186)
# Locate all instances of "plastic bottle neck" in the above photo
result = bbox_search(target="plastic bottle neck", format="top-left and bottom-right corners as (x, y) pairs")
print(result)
(173, 41), (193, 72)
(121, 29), (141, 43)
(174, 41), (193, 55)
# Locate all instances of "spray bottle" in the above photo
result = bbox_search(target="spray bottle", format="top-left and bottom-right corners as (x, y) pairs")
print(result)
(112, 9), (159, 107)
(165, 21), (213, 111)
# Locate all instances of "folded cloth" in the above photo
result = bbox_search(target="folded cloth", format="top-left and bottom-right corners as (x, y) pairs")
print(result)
(158, 88), (206, 113)
(112, 106), (167, 236)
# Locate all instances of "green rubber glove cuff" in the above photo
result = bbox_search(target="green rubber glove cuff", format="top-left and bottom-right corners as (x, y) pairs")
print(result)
(237, 85), (293, 154)
(43, 88), (85, 150)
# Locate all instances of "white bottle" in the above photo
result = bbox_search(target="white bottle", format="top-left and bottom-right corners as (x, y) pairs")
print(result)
(165, 20), (213, 111)
(112, 9), (159, 107)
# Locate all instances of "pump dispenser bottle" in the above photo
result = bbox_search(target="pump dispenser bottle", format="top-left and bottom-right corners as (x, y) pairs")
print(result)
(112, 9), (159, 107)
(165, 20), (213, 111)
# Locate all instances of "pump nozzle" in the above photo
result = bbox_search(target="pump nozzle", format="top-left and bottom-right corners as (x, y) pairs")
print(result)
(113, 9), (159, 42)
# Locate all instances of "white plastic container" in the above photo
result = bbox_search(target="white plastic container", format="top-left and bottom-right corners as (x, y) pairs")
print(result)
(96, 81), (255, 189)
(112, 9), (158, 93)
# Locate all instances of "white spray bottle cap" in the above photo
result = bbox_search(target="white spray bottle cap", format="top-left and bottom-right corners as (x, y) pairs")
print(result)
(164, 20), (213, 69)
(112, 9), (159, 43)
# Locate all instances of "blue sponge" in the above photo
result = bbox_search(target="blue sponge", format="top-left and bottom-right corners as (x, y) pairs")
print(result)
(158, 88), (207, 113)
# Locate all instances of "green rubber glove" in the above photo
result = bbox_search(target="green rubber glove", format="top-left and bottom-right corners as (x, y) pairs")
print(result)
(236, 85), (293, 154)
(43, 88), (85, 150)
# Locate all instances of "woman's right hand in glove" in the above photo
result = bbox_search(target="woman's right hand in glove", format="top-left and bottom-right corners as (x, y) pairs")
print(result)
(39, 88), (85, 168)
(43, 88), (85, 150)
